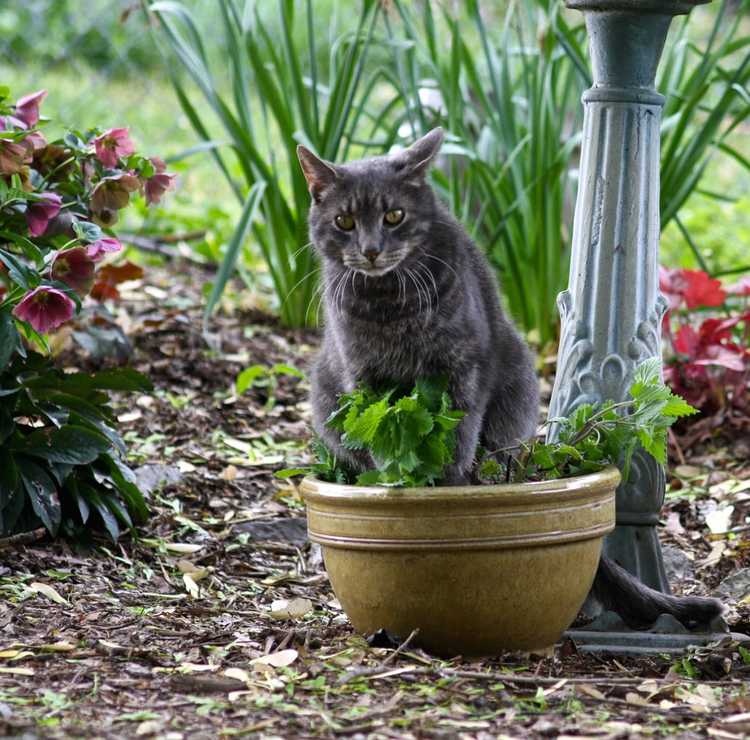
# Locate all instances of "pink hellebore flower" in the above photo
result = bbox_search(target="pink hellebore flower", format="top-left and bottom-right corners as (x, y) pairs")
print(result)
(0, 114), (27, 130)
(90, 172), (140, 226)
(144, 157), (176, 205)
(93, 127), (136, 168)
(12, 286), (75, 333)
(14, 90), (47, 128)
(51, 247), (96, 295)
(25, 130), (48, 150)
(26, 192), (62, 237)
(86, 237), (122, 262)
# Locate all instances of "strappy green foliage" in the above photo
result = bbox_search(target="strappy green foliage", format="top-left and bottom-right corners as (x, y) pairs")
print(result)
(150, 0), (750, 341)
(145, 0), (396, 328)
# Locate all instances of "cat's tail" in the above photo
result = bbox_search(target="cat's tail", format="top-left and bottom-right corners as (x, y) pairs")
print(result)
(591, 555), (724, 629)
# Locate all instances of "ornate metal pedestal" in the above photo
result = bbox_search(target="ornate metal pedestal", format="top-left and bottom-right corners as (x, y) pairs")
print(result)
(549, 0), (710, 594)
(548, 1), (734, 651)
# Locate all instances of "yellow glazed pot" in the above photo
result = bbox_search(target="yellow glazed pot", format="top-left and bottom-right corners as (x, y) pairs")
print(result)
(300, 467), (619, 656)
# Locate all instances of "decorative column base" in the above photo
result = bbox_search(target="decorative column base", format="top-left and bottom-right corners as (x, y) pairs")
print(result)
(550, 0), (713, 617)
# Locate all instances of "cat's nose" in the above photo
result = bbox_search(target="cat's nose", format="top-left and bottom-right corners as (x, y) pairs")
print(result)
(362, 245), (382, 264)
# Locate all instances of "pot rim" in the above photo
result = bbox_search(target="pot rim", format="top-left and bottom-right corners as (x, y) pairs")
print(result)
(300, 465), (621, 504)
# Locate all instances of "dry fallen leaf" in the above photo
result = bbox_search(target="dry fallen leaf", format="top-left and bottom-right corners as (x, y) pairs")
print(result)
(250, 649), (299, 668)
(177, 662), (220, 673)
(223, 667), (251, 685)
(40, 641), (76, 652)
(625, 692), (651, 707)
(29, 582), (68, 606)
(117, 410), (142, 423)
(577, 684), (607, 701)
(221, 464), (239, 481)
(706, 506), (734, 535)
(0, 667), (34, 676)
(164, 543), (203, 554)
(183, 574), (200, 598)
(270, 598), (313, 620)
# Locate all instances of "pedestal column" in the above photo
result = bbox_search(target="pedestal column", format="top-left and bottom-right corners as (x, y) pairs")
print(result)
(548, 0), (710, 592)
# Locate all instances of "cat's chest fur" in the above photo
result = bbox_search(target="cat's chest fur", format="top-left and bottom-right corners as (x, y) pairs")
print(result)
(326, 280), (486, 388)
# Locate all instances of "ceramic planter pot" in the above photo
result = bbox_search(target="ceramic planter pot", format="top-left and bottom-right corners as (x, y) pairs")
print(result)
(300, 467), (619, 656)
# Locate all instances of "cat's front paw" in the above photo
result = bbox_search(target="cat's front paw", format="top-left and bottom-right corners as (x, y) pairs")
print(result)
(441, 466), (471, 487)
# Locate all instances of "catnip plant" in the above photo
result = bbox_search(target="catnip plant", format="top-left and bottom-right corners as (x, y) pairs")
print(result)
(298, 358), (696, 487)
(0, 86), (174, 539)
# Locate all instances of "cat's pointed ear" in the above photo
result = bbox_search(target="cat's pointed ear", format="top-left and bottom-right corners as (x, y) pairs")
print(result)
(297, 145), (338, 202)
(392, 127), (444, 180)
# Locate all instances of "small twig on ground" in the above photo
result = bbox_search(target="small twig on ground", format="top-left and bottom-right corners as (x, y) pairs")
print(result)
(382, 628), (420, 666)
(669, 428), (686, 466)
(277, 629), (295, 651)
(0, 527), (46, 549)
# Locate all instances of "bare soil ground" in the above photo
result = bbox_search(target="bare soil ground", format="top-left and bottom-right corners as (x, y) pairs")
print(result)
(1, 261), (749, 739)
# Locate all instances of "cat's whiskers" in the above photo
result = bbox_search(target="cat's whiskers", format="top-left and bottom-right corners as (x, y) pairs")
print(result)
(405, 267), (430, 315)
(423, 252), (459, 280)
(416, 262), (439, 313)
(310, 270), (340, 325)
(337, 268), (352, 315)
(290, 241), (314, 260)
(284, 266), (321, 308)
(413, 266), (434, 314)
(397, 268), (406, 305)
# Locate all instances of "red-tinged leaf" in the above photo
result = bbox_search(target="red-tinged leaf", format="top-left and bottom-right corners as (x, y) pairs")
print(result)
(660, 267), (727, 310)
(693, 346), (747, 373)
(681, 270), (726, 309)
(90, 281), (120, 302)
(697, 316), (741, 345)
(674, 325), (700, 357)
(96, 261), (144, 285)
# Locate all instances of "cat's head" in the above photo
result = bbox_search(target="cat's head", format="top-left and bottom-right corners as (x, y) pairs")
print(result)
(297, 128), (443, 276)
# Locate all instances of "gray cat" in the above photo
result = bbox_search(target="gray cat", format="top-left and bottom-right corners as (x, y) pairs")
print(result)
(298, 128), (538, 485)
(297, 128), (723, 628)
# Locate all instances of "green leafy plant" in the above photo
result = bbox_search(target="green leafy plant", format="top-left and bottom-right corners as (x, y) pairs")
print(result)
(0, 85), (164, 539)
(323, 376), (464, 487)
(0, 352), (152, 540)
(146, 0), (396, 328)
(235, 362), (304, 409)
(301, 358), (695, 488)
(478, 358), (697, 484)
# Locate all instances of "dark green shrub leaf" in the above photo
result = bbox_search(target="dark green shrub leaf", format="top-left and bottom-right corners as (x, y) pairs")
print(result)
(0, 308), (18, 372)
(78, 483), (119, 542)
(19, 425), (111, 465)
(0, 449), (19, 508)
(19, 457), (61, 535)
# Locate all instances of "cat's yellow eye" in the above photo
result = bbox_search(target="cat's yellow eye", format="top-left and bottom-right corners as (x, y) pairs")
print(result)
(384, 208), (404, 226)
(335, 214), (355, 231)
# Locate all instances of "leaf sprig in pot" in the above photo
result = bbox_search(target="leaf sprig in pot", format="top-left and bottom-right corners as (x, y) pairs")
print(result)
(298, 358), (696, 486)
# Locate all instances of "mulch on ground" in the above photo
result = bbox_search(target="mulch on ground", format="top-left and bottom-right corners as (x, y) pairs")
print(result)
(1, 260), (749, 739)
